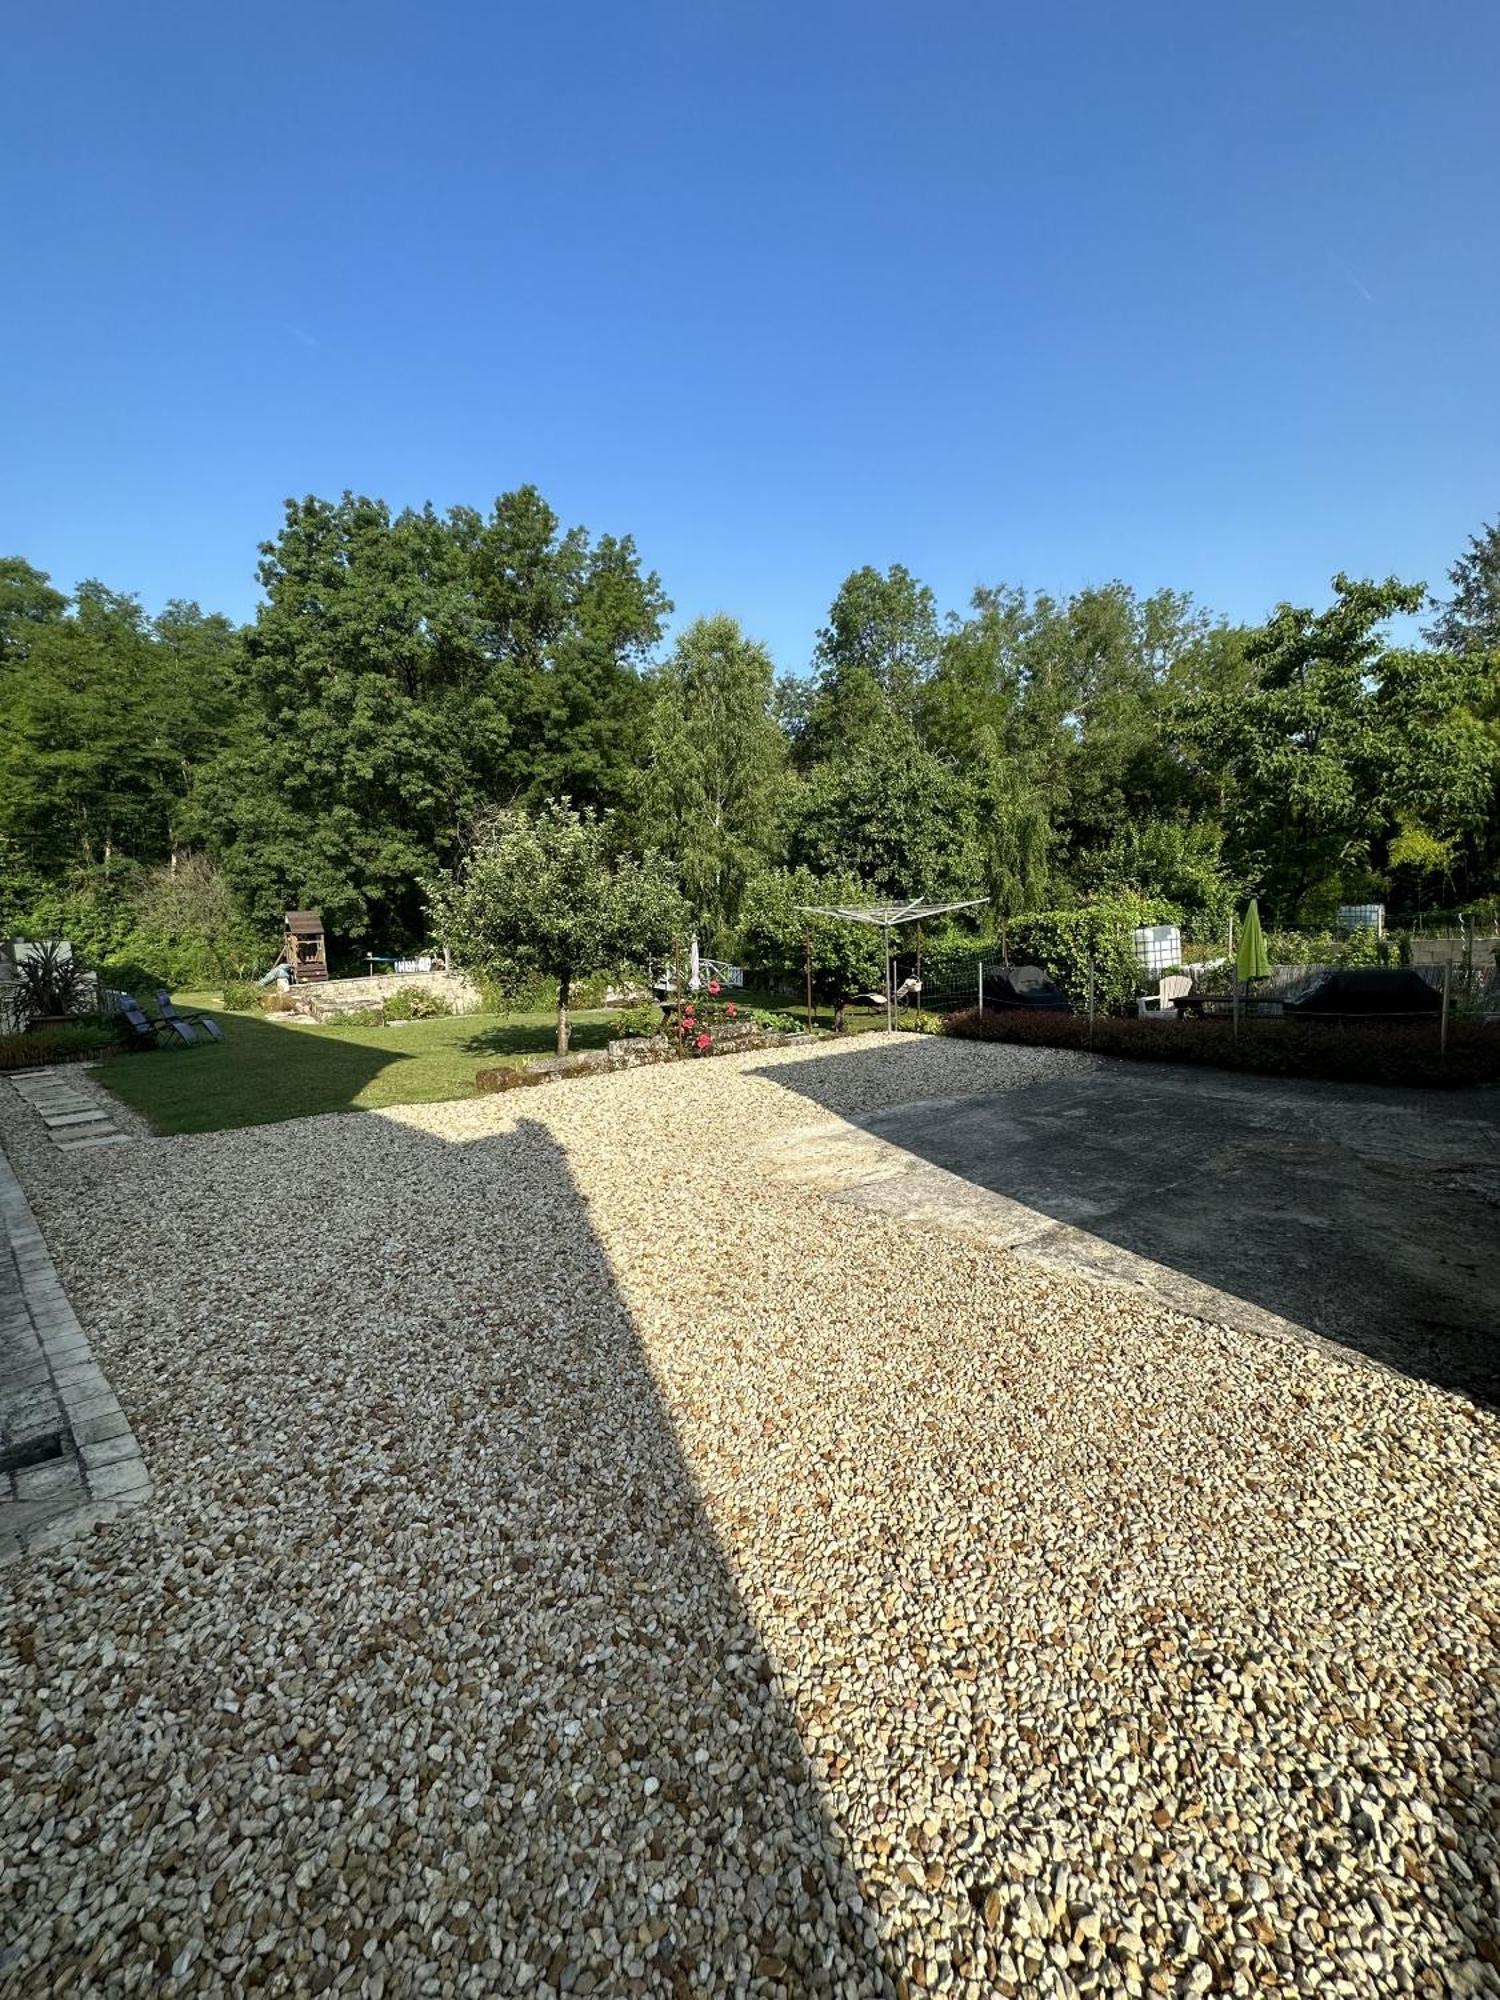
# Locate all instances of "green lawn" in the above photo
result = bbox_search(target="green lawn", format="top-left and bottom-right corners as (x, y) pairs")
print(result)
(95, 987), (901, 1137)
(95, 1002), (619, 1136)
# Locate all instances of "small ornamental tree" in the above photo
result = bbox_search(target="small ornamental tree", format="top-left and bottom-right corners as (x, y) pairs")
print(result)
(428, 802), (686, 1055)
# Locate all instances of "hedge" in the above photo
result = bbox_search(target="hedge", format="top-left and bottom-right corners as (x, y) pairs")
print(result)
(943, 1006), (1500, 1090)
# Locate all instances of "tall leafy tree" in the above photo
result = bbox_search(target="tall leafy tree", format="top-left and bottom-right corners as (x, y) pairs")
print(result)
(428, 802), (685, 1054)
(210, 494), (496, 941)
(0, 576), (245, 881)
(796, 564), (941, 762)
(1427, 515), (1500, 656)
(1185, 575), (1494, 921)
(736, 865), (883, 1008)
(640, 615), (788, 942)
(460, 486), (670, 812)
(790, 728), (981, 899)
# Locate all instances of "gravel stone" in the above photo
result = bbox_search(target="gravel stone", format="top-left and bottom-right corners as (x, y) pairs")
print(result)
(0, 1035), (1495, 1998)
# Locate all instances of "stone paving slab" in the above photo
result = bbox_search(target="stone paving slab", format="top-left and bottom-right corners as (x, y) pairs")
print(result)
(7, 1065), (132, 1149)
(0, 1111), (150, 1564)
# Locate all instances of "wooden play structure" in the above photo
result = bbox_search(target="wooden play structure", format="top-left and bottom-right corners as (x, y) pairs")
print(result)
(281, 910), (329, 984)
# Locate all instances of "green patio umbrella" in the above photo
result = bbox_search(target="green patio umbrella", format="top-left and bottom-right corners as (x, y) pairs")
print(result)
(1235, 898), (1270, 983)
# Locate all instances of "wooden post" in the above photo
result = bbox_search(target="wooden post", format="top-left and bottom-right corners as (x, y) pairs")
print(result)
(1232, 966), (1240, 1042)
(1441, 961), (1451, 1060)
(804, 937), (813, 1033)
(1087, 961), (1096, 1049)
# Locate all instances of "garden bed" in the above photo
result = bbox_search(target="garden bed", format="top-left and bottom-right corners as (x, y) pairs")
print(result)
(944, 1005), (1500, 1088)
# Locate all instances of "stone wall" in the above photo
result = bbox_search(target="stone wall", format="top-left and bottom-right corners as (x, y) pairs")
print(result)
(276, 971), (483, 1020)
(476, 1023), (817, 1093)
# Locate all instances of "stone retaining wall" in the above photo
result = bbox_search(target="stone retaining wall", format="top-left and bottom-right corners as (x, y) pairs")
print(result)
(277, 971), (482, 1019)
(476, 1024), (817, 1093)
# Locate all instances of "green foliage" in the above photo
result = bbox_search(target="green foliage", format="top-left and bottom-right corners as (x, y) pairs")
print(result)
(744, 1006), (806, 1033)
(1006, 895), (1179, 1007)
(1180, 575), (1496, 923)
(427, 801), (686, 1054)
(793, 565), (941, 762)
(381, 985), (453, 1021)
(790, 730), (981, 900)
(11, 941), (92, 1022)
(736, 866), (884, 999)
(1072, 819), (1238, 935)
(218, 981), (264, 1013)
(9, 507), (1500, 986)
(614, 1002), (664, 1039)
(639, 615), (787, 940)
(0, 568), (245, 881)
(8, 859), (270, 994)
(207, 485), (667, 945)
(945, 1006), (1498, 1090)
(0, 1021), (122, 1070)
(1426, 514), (1500, 656)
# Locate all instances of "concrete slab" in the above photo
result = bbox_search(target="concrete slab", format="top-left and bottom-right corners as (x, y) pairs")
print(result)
(758, 1053), (1500, 1407)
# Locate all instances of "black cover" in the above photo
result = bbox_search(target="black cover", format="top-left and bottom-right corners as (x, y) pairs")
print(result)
(1284, 969), (1440, 1021)
(982, 963), (1073, 1014)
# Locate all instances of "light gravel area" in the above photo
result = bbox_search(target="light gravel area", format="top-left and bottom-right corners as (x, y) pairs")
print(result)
(1, 1036), (1497, 1999)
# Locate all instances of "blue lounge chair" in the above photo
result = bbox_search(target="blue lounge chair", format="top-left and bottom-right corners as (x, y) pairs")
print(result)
(114, 992), (198, 1049)
(155, 991), (225, 1042)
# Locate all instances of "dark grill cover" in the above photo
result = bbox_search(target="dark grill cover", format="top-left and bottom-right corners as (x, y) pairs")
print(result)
(1285, 969), (1440, 1020)
(983, 964), (1073, 1013)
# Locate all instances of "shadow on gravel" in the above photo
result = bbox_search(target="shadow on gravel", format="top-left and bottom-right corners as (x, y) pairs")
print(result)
(2, 1107), (895, 1997)
(749, 1041), (1500, 1987)
(753, 1045), (1500, 1409)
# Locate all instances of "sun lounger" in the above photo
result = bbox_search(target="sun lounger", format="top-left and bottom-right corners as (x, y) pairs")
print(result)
(155, 991), (225, 1041)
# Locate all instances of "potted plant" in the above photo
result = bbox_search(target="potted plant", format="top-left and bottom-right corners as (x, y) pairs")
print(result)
(15, 941), (91, 1032)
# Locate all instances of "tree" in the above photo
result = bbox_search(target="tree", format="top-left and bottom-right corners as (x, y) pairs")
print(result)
(0, 578), (246, 882)
(461, 486), (671, 812)
(211, 494), (500, 941)
(796, 564), (941, 761)
(1427, 516), (1500, 656)
(428, 803), (686, 1055)
(790, 727), (981, 900)
(211, 487), (671, 947)
(0, 557), (67, 653)
(1184, 576), (1495, 922)
(736, 865), (883, 1009)
(639, 615), (788, 942)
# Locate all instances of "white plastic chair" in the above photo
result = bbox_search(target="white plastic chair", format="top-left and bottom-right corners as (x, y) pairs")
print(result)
(1137, 973), (1193, 1017)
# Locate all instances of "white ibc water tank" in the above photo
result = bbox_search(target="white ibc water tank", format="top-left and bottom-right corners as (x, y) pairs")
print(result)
(1132, 923), (1183, 977)
(1337, 903), (1385, 935)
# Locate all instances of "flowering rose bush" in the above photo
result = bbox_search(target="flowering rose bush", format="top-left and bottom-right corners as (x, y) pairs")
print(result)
(674, 982), (742, 1054)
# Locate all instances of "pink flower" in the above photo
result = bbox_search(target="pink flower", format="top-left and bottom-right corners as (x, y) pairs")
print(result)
(726, 1002), (737, 1017)
(694, 1032), (711, 1050)
(708, 979), (721, 995)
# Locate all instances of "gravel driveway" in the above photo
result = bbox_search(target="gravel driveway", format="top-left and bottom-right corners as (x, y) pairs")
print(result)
(2, 1038), (1497, 1999)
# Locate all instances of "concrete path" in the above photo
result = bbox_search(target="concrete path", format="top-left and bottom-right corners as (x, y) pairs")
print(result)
(759, 1054), (1500, 1407)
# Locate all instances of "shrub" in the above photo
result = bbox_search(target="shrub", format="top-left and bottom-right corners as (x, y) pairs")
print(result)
(11, 941), (93, 1022)
(218, 981), (263, 1013)
(382, 985), (453, 1021)
(943, 1006), (1500, 1089)
(0, 1021), (122, 1070)
(1006, 895), (1181, 1008)
(614, 1003), (664, 1039)
(748, 1006), (806, 1033)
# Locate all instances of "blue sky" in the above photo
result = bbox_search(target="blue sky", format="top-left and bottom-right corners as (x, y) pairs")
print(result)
(4, 1), (1498, 668)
